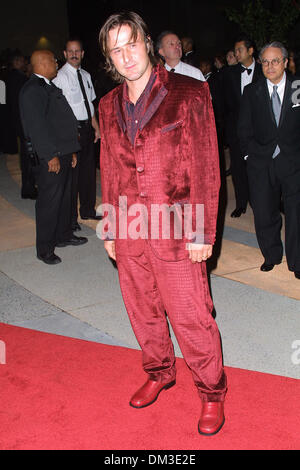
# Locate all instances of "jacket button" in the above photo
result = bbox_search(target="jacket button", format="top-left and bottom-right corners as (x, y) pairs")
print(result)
(140, 192), (147, 198)
(137, 166), (144, 173)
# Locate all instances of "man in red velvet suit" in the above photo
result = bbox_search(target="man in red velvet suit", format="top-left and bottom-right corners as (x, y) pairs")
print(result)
(98, 11), (227, 436)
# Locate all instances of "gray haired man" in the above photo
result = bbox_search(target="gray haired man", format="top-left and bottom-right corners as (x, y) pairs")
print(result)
(238, 41), (300, 279)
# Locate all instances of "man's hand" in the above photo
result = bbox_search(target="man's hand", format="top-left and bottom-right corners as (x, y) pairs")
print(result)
(93, 128), (101, 143)
(92, 115), (100, 143)
(48, 156), (60, 174)
(187, 243), (213, 263)
(72, 153), (77, 168)
(104, 240), (116, 261)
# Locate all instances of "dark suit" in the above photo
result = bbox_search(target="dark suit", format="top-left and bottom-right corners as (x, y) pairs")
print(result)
(207, 69), (226, 148)
(222, 62), (263, 209)
(182, 50), (198, 67)
(6, 69), (36, 196)
(19, 75), (80, 257)
(238, 73), (300, 272)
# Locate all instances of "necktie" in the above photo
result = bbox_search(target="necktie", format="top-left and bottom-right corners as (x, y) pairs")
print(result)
(170, 68), (175, 72)
(77, 69), (91, 121)
(271, 85), (281, 158)
(241, 67), (252, 75)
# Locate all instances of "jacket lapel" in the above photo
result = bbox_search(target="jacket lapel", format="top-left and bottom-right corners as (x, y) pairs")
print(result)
(139, 84), (168, 131)
(237, 62), (262, 99)
(113, 65), (169, 141)
(261, 79), (277, 127)
(114, 92), (127, 134)
(278, 76), (292, 128)
(235, 64), (243, 98)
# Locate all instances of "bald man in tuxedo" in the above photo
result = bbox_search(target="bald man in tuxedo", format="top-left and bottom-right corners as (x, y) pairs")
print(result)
(19, 50), (87, 265)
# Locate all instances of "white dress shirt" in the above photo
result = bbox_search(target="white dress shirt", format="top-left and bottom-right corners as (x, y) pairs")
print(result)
(53, 62), (96, 120)
(165, 60), (205, 81)
(267, 72), (286, 103)
(241, 59), (255, 94)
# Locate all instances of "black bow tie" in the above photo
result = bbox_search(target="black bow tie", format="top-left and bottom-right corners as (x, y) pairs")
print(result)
(241, 67), (252, 75)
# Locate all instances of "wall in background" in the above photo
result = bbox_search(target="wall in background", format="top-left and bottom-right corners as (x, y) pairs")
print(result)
(1, 0), (69, 59)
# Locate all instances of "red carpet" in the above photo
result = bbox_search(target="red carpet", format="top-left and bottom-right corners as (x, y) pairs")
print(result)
(0, 322), (299, 450)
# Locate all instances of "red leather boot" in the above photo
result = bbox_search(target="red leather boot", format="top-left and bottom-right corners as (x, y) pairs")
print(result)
(198, 402), (225, 436)
(129, 379), (175, 409)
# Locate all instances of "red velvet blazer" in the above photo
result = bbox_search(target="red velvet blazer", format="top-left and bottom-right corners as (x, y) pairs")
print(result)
(98, 65), (220, 261)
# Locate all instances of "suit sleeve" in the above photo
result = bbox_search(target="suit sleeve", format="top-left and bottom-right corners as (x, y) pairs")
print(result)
(98, 99), (118, 240)
(19, 85), (57, 162)
(188, 82), (220, 245)
(99, 100), (113, 206)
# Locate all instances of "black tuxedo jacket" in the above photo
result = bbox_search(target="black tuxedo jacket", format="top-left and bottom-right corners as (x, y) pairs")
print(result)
(19, 74), (80, 162)
(182, 51), (198, 67)
(222, 62), (263, 144)
(207, 69), (225, 129)
(238, 74), (300, 175)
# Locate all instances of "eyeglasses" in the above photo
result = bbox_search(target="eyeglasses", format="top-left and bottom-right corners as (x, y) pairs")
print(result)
(261, 58), (286, 67)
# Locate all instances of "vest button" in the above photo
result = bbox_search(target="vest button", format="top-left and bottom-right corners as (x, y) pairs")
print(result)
(137, 166), (144, 173)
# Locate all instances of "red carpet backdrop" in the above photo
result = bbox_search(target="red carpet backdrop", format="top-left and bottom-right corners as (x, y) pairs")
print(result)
(0, 323), (299, 450)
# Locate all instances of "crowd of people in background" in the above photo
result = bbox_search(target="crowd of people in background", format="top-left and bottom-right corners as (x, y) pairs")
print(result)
(1, 9), (300, 438)
(0, 29), (300, 276)
(0, 36), (299, 157)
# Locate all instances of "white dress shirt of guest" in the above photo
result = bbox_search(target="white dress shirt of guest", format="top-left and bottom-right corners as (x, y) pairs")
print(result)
(240, 57), (256, 94)
(234, 39), (257, 94)
(53, 39), (100, 143)
(158, 32), (205, 81)
(53, 61), (96, 121)
(266, 70), (286, 102)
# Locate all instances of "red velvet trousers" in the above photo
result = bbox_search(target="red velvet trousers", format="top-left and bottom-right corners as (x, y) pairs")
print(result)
(116, 241), (227, 402)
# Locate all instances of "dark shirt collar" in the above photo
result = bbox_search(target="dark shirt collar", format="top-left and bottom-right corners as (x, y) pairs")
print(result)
(121, 66), (157, 145)
(122, 66), (157, 106)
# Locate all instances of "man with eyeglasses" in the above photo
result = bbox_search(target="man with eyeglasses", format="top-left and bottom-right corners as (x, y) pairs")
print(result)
(238, 41), (300, 280)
